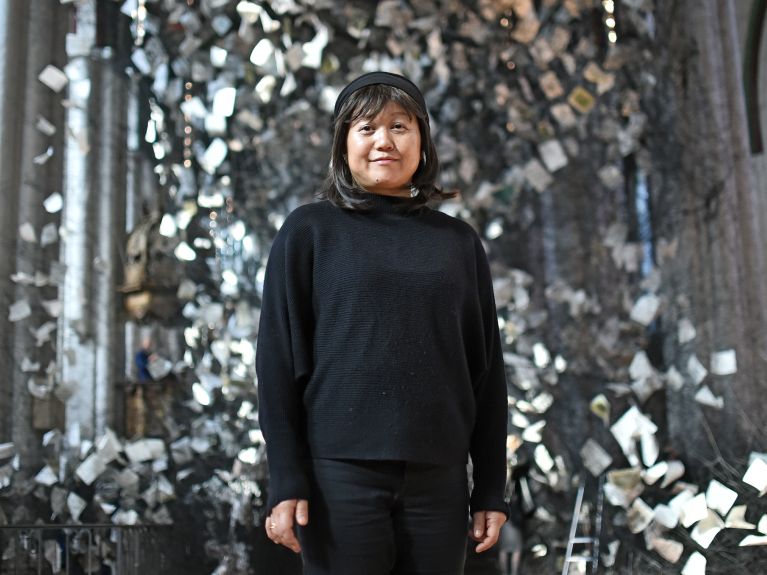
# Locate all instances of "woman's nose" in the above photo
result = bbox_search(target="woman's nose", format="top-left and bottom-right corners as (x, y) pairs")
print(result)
(374, 128), (394, 149)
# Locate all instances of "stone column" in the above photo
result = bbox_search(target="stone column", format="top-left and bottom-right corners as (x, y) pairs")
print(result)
(0, 0), (30, 444)
(59, 0), (98, 441)
(3, 0), (68, 468)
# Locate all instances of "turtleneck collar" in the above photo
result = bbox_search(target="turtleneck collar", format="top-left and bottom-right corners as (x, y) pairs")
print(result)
(360, 191), (422, 215)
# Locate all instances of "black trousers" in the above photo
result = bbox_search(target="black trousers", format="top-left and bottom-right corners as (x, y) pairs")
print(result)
(296, 457), (470, 575)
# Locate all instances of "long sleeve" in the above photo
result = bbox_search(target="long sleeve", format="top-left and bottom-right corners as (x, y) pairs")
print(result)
(256, 214), (315, 515)
(468, 234), (509, 517)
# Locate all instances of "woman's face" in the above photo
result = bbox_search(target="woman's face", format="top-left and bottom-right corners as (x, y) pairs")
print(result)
(345, 101), (422, 195)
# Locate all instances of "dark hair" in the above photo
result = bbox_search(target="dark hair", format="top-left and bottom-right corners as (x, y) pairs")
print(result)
(316, 84), (457, 213)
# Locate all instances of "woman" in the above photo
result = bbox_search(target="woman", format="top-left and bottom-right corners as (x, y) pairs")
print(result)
(256, 71), (509, 574)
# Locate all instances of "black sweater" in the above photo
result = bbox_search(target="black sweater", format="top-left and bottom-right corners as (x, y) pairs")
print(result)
(255, 192), (509, 517)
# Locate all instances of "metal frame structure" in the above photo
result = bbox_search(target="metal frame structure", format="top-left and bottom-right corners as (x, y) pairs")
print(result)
(561, 474), (605, 575)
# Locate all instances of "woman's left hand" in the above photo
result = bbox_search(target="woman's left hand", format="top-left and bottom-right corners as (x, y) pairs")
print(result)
(469, 510), (507, 553)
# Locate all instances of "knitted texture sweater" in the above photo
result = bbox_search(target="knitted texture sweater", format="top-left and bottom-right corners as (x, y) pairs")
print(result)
(255, 192), (509, 517)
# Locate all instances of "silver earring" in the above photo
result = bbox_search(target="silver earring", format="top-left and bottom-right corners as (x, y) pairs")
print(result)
(421, 151), (427, 165)
(409, 183), (420, 197)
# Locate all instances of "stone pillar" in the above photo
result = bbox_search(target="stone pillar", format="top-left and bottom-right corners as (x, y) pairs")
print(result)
(0, 0), (30, 443)
(59, 0), (98, 441)
(653, 0), (767, 463)
(3, 0), (68, 468)
(92, 24), (130, 435)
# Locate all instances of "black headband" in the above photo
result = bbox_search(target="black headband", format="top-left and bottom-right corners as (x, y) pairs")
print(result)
(333, 71), (429, 124)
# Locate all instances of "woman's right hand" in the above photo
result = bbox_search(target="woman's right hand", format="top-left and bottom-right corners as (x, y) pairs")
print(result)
(265, 499), (309, 553)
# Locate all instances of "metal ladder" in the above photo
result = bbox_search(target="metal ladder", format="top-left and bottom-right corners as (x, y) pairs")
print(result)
(561, 474), (605, 575)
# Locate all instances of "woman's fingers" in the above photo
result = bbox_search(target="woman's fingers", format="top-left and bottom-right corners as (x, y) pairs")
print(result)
(473, 511), (507, 553)
(469, 511), (486, 541)
(280, 530), (302, 553)
(265, 513), (276, 542)
(295, 499), (309, 526)
(265, 499), (307, 553)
